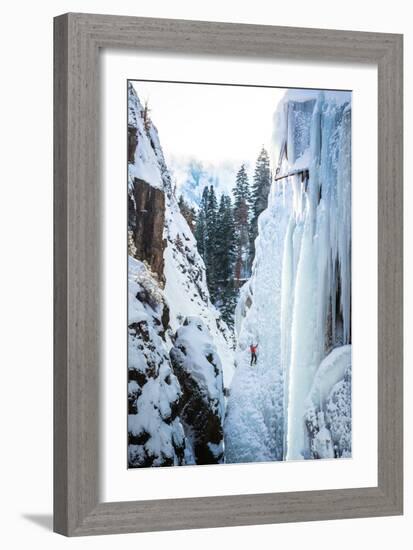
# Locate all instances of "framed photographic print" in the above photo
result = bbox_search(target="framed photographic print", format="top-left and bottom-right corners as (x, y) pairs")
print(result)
(54, 13), (403, 536)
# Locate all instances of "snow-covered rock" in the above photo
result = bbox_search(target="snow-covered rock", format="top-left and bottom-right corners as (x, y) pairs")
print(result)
(128, 82), (234, 387)
(163, 193), (235, 387)
(304, 346), (352, 459)
(128, 257), (186, 467)
(127, 83), (234, 467)
(170, 317), (225, 464)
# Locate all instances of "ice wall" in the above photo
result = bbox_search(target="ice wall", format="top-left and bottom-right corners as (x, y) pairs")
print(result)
(279, 91), (352, 460)
(226, 90), (352, 462)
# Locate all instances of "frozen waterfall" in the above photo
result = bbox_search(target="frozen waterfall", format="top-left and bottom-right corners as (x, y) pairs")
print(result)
(225, 90), (352, 462)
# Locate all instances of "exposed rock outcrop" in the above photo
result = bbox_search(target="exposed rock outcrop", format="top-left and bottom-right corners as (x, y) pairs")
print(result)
(128, 124), (138, 164)
(128, 258), (186, 467)
(128, 178), (166, 282)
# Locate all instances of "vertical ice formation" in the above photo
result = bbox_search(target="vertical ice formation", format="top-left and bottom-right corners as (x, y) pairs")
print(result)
(225, 90), (352, 462)
(305, 345), (352, 459)
(280, 91), (352, 460)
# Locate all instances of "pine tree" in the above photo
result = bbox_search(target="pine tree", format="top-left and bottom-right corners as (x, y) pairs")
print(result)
(217, 194), (236, 282)
(194, 187), (238, 323)
(205, 186), (219, 300)
(141, 100), (152, 135)
(200, 185), (209, 213)
(206, 185), (218, 234)
(194, 186), (209, 259)
(233, 164), (251, 285)
(178, 195), (196, 234)
(194, 186), (219, 302)
(215, 194), (237, 326)
(250, 148), (272, 264)
(233, 164), (250, 217)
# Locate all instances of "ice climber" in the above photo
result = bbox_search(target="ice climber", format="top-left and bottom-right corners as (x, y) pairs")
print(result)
(250, 343), (258, 366)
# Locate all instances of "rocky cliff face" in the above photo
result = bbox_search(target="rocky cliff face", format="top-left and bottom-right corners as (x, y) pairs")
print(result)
(128, 178), (165, 282)
(128, 257), (185, 467)
(128, 96), (167, 282)
(170, 318), (225, 464)
(127, 82), (232, 467)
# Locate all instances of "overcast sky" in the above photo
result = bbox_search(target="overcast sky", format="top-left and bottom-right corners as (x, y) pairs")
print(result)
(130, 80), (286, 186)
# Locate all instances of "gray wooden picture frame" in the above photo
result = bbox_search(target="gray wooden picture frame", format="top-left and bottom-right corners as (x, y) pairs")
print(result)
(54, 13), (403, 537)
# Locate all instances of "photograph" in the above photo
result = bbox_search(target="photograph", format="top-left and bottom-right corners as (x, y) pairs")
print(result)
(127, 79), (352, 468)
(0, 2), (405, 543)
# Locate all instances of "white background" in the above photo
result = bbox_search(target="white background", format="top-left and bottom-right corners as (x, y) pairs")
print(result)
(0, 1), (410, 548)
(102, 52), (377, 502)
